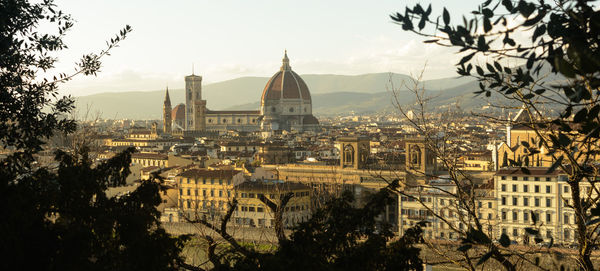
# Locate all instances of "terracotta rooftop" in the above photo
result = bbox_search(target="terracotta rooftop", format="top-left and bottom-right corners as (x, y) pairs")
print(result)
(495, 167), (566, 176)
(206, 110), (260, 115)
(177, 169), (241, 179)
(234, 180), (310, 192)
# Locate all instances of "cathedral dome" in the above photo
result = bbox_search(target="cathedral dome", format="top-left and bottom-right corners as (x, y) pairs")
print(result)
(172, 104), (185, 122)
(261, 51), (311, 104)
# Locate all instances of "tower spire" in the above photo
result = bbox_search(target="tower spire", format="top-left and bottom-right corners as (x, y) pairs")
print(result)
(164, 86), (171, 105)
(281, 49), (291, 71)
(192, 63), (194, 75)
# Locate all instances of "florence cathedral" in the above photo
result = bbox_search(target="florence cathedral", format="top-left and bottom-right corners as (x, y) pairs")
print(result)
(162, 51), (319, 136)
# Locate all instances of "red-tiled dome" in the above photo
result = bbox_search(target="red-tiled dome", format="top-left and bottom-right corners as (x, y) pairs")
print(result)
(303, 115), (319, 125)
(261, 51), (311, 104)
(172, 104), (185, 121)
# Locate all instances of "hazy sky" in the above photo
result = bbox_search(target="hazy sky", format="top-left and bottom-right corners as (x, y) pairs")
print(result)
(52, 0), (477, 96)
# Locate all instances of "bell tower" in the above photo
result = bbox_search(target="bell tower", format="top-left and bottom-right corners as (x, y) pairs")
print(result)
(405, 138), (437, 175)
(163, 87), (172, 134)
(185, 73), (203, 131)
(338, 137), (370, 169)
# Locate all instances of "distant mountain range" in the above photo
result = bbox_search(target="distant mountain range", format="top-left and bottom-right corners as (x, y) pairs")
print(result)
(72, 72), (521, 119)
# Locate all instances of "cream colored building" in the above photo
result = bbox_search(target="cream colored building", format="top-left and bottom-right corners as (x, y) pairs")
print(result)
(399, 179), (498, 241)
(495, 168), (576, 244)
(233, 180), (311, 228)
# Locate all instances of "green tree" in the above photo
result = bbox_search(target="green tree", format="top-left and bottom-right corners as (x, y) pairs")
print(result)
(185, 181), (424, 271)
(0, 1), (186, 270)
(392, 0), (599, 270)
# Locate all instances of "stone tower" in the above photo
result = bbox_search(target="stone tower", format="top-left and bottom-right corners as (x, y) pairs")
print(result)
(338, 136), (370, 169)
(163, 87), (172, 134)
(184, 73), (203, 131)
(405, 138), (437, 175)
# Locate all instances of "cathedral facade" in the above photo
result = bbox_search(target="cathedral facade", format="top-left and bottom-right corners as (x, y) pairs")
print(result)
(163, 51), (319, 135)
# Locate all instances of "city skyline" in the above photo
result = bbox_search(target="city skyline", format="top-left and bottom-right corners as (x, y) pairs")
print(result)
(52, 0), (476, 96)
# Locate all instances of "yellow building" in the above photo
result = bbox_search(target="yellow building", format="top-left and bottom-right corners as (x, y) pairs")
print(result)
(233, 180), (311, 228)
(175, 169), (245, 217)
(497, 108), (600, 168)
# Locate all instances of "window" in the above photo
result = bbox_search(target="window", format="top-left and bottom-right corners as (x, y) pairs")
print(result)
(501, 197), (506, 205)
(219, 190), (223, 197)
(535, 185), (540, 193)
(478, 202), (482, 208)
(203, 190), (207, 196)
(523, 177), (529, 181)
(501, 184), (506, 191)
(564, 214), (569, 224)
(248, 207), (255, 212)
(186, 178), (190, 184)
(501, 176), (506, 180)
(564, 229), (570, 240)
(546, 198), (552, 207)
(194, 189), (198, 196)
(546, 177), (551, 181)
(524, 212), (529, 222)
(513, 212), (518, 221)
(222, 119), (227, 123)
(179, 189), (183, 196)
(237, 118), (241, 123)
(564, 186), (569, 193)
(203, 179), (206, 184)
(535, 198), (540, 207)
(210, 190), (214, 197)
(513, 228), (518, 236)
(523, 185), (528, 193)
(227, 191), (231, 197)
(488, 202), (492, 208)
(546, 213), (552, 223)
(219, 179), (223, 185)
(211, 179), (214, 184)
(289, 107), (294, 112)
(257, 207), (264, 212)
(488, 213), (492, 219)
(535, 177), (540, 181)
(512, 184), (518, 192)
(523, 197), (529, 206)
(546, 230), (553, 238)
(546, 186), (551, 193)
(249, 193), (255, 198)
(187, 189), (190, 196)
(512, 176), (518, 181)
(512, 197), (518, 206)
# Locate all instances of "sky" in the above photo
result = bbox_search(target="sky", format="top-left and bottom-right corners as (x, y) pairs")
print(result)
(51, 0), (478, 96)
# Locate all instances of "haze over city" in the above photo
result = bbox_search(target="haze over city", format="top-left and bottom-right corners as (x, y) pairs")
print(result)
(53, 0), (476, 96)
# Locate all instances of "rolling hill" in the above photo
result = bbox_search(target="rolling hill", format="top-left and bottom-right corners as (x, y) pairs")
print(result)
(74, 72), (482, 119)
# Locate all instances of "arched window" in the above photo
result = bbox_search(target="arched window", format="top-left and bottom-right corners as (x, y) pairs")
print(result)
(343, 144), (354, 166)
(410, 145), (421, 166)
(289, 107), (294, 113)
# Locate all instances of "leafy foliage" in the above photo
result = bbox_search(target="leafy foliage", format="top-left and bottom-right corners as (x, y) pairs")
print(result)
(0, 1), (185, 270)
(392, 0), (599, 269)
(198, 182), (424, 271)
